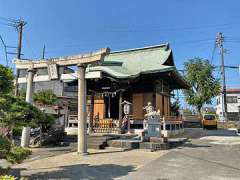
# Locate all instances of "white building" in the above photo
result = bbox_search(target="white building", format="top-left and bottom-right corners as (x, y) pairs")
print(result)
(216, 89), (240, 121)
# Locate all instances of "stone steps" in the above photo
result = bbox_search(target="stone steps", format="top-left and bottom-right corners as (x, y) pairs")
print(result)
(108, 139), (141, 150)
(63, 135), (187, 151)
(63, 135), (119, 150)
(139, 142), (169, 151)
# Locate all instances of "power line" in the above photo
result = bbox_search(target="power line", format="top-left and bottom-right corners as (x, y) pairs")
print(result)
(23, 33), (38, 58)
(0, 16), (25, 29)
(0, 21), (16, 27)
(45, 38), (214, 55)
(0, 16), (19, 23)
(0, 34), (21, 66)
(210, 40), (216, 64)
(0, 35), (8, 66)
(98, 23), (233, 33)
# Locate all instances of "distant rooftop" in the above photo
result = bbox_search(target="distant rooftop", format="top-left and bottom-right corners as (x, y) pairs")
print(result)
(226, 89), (240, 93)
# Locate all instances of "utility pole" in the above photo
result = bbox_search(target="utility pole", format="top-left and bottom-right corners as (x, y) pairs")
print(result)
(16, 21), (25, 59)
(15, 20), (27, 96)
(216, 32), (228, 122)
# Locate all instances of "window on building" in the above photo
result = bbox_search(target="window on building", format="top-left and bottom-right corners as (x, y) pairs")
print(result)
(226, 96), (238, 103)
(36, 68), (48, 76)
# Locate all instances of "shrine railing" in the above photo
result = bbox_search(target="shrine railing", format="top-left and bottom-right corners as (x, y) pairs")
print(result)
(93, 119), (120, 134)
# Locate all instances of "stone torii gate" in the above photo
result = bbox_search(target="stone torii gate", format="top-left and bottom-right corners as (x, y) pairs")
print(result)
(14, 48), (110, 155)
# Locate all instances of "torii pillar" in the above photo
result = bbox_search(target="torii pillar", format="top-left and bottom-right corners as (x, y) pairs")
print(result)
(77, 65), (88, 155)
(21, 67), (35, 148)
(25, 67), (35, 104)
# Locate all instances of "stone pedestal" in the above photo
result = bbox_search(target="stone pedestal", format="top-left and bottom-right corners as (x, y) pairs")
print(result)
(144, 114), (161, 138)
(148, 118), (161, 137)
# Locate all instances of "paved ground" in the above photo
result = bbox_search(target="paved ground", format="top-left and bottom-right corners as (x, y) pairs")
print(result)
(11, 148), (167, 180)
(120, 128), (240, 180)
(10, 128), (240, 180)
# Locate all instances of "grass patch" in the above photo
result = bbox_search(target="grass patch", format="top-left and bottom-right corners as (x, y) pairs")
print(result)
(6, 147), (32, 164)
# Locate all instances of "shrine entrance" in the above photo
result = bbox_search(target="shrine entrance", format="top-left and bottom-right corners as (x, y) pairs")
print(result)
(14, 48), (110, 155)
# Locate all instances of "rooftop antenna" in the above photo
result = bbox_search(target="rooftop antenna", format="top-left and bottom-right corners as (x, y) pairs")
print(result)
(42, 44), (45, 59)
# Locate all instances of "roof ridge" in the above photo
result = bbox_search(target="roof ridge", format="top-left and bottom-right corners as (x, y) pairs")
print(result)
(110, 43), (170, 54)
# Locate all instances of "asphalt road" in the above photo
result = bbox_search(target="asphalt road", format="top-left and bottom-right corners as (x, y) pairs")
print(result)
(121, 128), (240, 180)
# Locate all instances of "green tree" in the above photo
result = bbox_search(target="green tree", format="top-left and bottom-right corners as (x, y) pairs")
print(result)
(0, 65), (14, 95)
(0, 65), (54, 137)
(0, 94), (54, 136)
(183, 58), (221, 115)
(34, 90), (57, 105)
(170, 100), (180, 116)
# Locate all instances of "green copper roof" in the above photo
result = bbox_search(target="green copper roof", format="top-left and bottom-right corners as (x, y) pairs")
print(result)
(88, 43), (178, 79)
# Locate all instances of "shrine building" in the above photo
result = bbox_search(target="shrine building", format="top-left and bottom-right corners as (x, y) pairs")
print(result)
(14, 43), (189, 134)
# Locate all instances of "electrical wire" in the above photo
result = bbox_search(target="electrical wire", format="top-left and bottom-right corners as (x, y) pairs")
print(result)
(0, 34), (9, 66)
(0, 21), (16, 27)
(23, 34), (38, 59)
(0, 16), (19, 23)
(210, 40), (216, 65)
(45, 38), (214, 55)
(98, 23), (232, 33)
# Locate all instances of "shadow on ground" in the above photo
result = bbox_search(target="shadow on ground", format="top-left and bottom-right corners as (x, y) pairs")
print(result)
(177, 142), (212, 149)
(11, 164), (135, 180)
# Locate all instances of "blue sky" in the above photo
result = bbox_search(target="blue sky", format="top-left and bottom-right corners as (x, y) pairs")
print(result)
(0, 0), (240, 107)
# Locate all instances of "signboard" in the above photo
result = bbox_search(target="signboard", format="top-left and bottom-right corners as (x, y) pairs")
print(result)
(48, 63), (58, 79)
(85, 71), (102, 79)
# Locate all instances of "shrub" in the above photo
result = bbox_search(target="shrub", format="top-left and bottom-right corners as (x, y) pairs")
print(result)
(12, 126), (22, 137)
(0, 175), (16, 180)
(0, 94), (55, 131)
(34, 90), (57, 105)
(0, 136), (11, 159)
(0, 167), (10, 177)
(6, 147), (31, 164)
